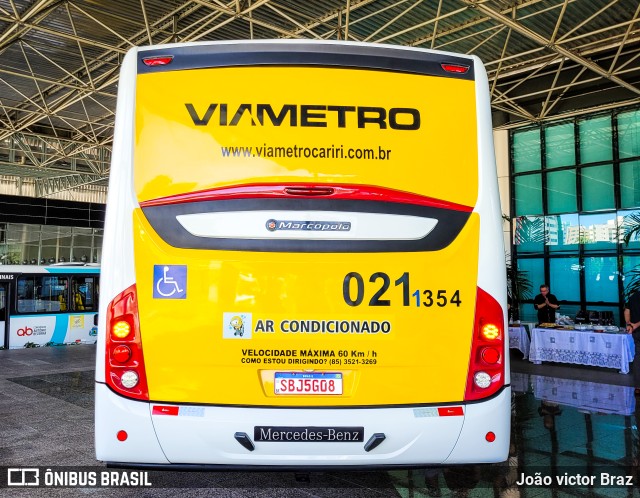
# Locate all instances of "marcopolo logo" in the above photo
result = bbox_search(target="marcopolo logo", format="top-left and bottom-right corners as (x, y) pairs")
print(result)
(266, 219), (351, 232)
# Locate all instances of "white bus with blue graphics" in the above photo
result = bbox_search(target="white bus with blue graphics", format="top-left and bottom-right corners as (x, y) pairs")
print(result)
(0, 264), (99, 349)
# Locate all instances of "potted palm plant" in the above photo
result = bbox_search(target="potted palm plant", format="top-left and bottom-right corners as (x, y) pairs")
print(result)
(620, 212), (640, 301)
(506, 261), (532, 321)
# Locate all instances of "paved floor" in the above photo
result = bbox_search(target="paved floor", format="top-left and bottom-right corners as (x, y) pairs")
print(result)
(0, 345), (639, 497)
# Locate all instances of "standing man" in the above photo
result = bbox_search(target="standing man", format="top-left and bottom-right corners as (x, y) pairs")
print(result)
(623, 290), (640, 396)
(534, 284), (560, 325)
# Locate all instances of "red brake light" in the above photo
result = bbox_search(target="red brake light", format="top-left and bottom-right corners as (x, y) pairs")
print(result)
(142, 56), (173, 67)
(441, 63), (470, 74)
(481, 347), (501, 364)
(284, 186), (334, 196)
(105, 284), (149, 400)
(464, 287), (505, 401)
(112, 345), (132, 363)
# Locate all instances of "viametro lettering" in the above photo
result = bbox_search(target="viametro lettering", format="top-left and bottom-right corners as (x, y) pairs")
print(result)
(185, 103), (420, 130)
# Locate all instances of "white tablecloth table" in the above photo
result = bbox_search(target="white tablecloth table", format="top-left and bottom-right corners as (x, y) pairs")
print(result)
(529, 327), (635, 374)
(532, 374), (636, 415)
(509, 325), (531, 358)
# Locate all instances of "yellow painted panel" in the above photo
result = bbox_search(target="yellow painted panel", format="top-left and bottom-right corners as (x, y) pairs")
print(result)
(134, 210), (480, 406)
(134, 66), (477, 206)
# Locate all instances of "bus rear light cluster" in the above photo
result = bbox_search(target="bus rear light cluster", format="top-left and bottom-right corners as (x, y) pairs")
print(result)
(464, 287), (505, 401)
(105, 284), (149, 400)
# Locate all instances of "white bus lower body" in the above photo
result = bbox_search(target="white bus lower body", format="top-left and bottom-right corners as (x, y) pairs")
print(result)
(95, 383), (510, 467)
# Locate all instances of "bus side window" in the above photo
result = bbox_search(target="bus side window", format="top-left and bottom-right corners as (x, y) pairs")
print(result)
(75, 291), (85, 311)
(17, 277), (36, 312)
(71, 277), (93, 311)
(59, 293), (67, 311)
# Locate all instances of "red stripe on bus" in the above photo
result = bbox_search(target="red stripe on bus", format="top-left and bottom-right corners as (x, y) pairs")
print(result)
(139, 184), (474, 213)
(437, 406), (464, 416)
(152, 405), (179, 416)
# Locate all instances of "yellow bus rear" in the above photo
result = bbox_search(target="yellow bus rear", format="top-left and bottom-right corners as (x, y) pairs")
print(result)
(95, 40), (509, 467)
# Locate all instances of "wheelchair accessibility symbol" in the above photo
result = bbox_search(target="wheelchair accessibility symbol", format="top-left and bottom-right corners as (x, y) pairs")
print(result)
(153, 265), (187, 299)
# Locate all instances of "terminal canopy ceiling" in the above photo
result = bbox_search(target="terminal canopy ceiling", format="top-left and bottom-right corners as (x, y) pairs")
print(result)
(0, 0), (639, 198)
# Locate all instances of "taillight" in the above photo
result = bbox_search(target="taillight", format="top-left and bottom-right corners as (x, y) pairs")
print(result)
(105, 284), (149, 400)
(112, 345), (132, 363)
(142, 56), (173, 67)
(284, 186), (334, 196)
(441, 63), (470, 74)
(464, 287), (505, 401)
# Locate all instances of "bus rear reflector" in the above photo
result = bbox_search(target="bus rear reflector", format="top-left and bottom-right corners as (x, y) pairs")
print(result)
(105, 284), (149, 401)
(152, 406), (179, 416)
(437, 406), (464, 417)
(464, 287), (505, 401)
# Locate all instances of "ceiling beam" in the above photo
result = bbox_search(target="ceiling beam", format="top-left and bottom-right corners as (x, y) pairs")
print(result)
(461, 0), (640, 96)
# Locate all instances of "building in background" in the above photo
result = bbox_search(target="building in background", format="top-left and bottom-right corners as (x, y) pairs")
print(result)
(0, 194), (104, 266)
(510, 105), (640, 324)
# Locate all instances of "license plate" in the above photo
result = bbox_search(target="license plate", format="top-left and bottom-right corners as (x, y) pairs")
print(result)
(274, 372), (343, 395)
(254, 426), (364, 442)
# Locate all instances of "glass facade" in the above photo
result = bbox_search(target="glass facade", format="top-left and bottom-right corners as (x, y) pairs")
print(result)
(511, 106), (640, 324)
(0, 223), (102, 265)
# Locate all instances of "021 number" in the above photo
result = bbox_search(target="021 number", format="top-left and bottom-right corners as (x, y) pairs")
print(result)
(342, 271), (461, 308)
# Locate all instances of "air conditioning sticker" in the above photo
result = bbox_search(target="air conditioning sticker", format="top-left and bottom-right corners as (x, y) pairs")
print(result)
(223, 313), (252, 339)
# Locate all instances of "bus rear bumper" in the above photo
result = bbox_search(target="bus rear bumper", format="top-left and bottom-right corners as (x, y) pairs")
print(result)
(444, 386), (511, 464)
(95, 383), (169, 464)
(95, 383), (510, 466)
